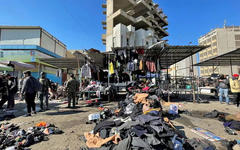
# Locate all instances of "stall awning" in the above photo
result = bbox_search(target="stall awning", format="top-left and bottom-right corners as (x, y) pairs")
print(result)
(0, 61), (35, 70)
(112, 45), (208, 69)
(39, 58), (85, 69)
(194, 48), (240, 66)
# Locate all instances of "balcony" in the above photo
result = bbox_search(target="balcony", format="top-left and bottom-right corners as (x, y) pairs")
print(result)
(102, 34), (106, 45)
(132, 0), (152, 18)
(113, 0), (136, 12)
(102, 4), (107, 8)
(112, 9), (135, 26)
(102, 21), (106, 25)
(153, 24), (169, 38)
(134, 16), (152, 29)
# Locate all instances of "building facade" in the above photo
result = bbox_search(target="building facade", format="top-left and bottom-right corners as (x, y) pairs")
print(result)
(198, 26), (240, 76)
(0, 26), (67, 84)
(102, 0), (168, 51)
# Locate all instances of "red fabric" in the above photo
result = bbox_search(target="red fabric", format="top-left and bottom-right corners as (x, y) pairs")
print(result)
(136, 49), (144, 54)
(233, 74), (239, 77)
(142, 86), (150, 91)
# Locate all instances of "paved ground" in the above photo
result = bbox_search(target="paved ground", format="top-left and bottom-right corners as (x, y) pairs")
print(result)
(1, 98), (240, 150)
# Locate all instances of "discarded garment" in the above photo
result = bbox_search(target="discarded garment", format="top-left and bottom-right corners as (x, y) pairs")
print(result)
(133, 93), (149, 104)
(84, 132), (120, 148)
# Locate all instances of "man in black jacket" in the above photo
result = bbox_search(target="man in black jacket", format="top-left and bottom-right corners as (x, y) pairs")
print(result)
(38, 72), (51, 111)
(0, 73), (9, 109)
(21, 71), (39, 116)
(6, 74), (18, 109)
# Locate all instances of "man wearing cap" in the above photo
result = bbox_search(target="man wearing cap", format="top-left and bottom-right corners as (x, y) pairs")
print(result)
(66, 74), (79, 108)
(38, 72), (51, 111)
(230, 74), (240, 107)
(0, 73), (9, 109)
(21, 70), (40, 116)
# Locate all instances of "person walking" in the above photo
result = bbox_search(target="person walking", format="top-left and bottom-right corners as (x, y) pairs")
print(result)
(219, 75), (230, 104)
(21, 71), (40, 116)
(6, 74), (18, 109)
(0, 73), (9, 109)
(38, 72), (51, 111)
(66, 74), (79, 108)
(230, 74), (240, 107)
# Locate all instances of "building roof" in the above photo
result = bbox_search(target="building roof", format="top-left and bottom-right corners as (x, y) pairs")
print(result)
(194, 48), (240, 66)
(0, 26), (66, 47)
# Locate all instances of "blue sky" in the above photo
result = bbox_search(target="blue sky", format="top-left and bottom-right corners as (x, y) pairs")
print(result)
(0, 0), (239, 51)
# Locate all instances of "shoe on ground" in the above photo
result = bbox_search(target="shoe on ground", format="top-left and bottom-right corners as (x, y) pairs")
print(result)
(25, 114), (32, 117)
(45, 108), (50, 111)
(33, 111), (37, 114)
(39, 109), (44, 112)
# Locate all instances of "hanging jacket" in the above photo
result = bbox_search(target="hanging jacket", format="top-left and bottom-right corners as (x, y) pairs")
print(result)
(109, 62), (114, 75)
(230, 78), (240, 93)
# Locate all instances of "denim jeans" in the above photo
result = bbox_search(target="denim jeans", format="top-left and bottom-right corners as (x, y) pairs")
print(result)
(219, 88), (229, 103)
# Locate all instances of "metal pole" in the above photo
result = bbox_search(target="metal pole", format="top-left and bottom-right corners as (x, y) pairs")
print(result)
(230, 57), (233, 75)
(166, 57), (170, 102)
(191, 53), (196, 103)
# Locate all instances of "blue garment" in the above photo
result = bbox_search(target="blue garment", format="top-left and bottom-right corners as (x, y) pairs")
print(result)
(219, 88), (229, 103)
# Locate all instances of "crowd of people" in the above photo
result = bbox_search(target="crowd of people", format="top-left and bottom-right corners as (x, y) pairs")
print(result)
(0, 70), (81, 117)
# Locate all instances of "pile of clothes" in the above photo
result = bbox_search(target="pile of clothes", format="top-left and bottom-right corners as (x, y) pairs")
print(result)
(0, 122), (63, 150)
(83, 92), (217, 150)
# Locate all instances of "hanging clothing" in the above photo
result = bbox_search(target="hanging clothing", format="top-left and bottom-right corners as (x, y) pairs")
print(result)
(81, 64), (92, 78)
(139, 60), (143, 70)
(109, 62), (114, 75)
(127, 61), (135, 72)
(136, 48), (144, 54)
(146, 61), (156, 72)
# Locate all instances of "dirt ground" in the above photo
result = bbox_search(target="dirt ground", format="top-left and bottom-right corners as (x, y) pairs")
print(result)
(1, 98), (240, 150)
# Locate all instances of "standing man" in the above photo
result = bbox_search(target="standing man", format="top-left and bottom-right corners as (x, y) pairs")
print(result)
(6, 74), (18, 109)
(39, 72), (51, 111)
(230, 74), (240, 107)
(219, 75), (230, 104)
(0, 73), (9, 109)
(66, 74), (79, 108)
(21, 71), (40, 116)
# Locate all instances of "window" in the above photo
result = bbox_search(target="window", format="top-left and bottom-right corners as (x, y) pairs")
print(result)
(207, 38), (211, 43)
(212, 42), (217, 46)
(204, 52), (207, 56)
(208, 50), (212, 55)
(0, 52), (3, 58)
(212, 35), (217, 40)
(113, 37), (116, 47)
(235, 35), (240, 41)
(213, 48), (218, 53)
(127, 38), (129, 46)
(205, 69), (208, 74)
(236, 41), (240, 47)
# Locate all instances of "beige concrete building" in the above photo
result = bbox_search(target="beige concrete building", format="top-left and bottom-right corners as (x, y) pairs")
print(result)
(102, 0), (168, 51)
(198, 26), (240, 76)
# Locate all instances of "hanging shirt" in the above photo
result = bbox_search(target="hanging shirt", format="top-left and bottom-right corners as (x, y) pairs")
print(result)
(127, 61), (135, 72)
(109, 62), (114, 75)
(139, 60), (143, 70)
(146, 61), (156, 73)
(81, 64), (92, 78)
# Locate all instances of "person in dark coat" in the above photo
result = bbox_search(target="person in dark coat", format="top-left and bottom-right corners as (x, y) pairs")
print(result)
(0, 73), (9, 109)
(6, 74), (18, 109)
(38, 72), (51, 111)
(21, 71), (39, 117)
(66, 74), (79, 108)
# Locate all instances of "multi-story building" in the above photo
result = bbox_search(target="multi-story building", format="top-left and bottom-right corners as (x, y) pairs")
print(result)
(198, 26), (240, 76)
(0, 26), (67, 84)
(102, 0), (168, 51)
